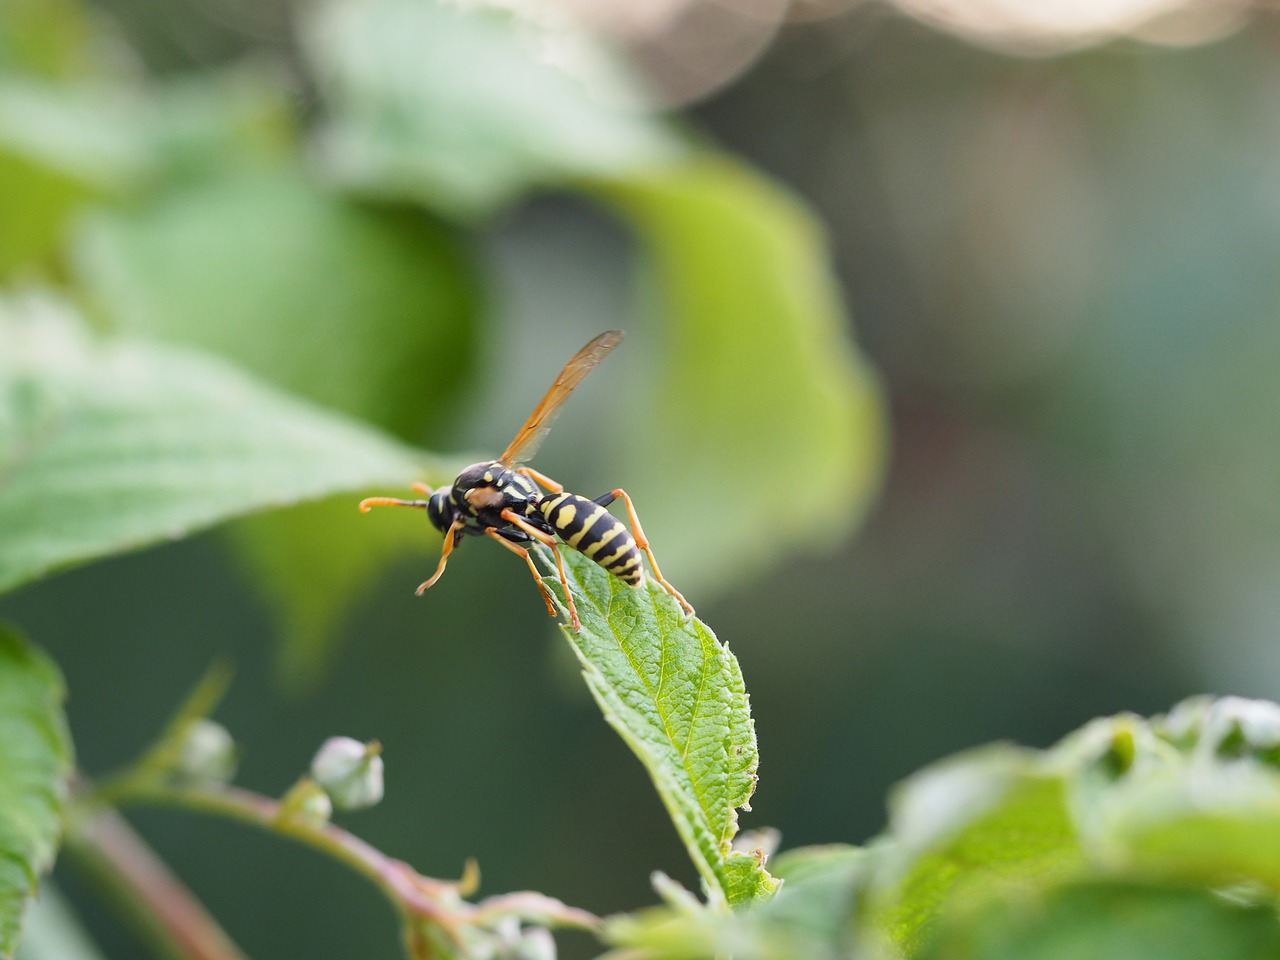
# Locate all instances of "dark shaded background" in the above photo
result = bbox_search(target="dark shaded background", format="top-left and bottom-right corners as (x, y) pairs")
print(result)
(6, 2), (1280, 957)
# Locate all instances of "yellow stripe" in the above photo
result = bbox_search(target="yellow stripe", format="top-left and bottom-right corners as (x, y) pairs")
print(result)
(556, 503), (577, 529)
(565, 506), (606, 547)
(581, 523), (623, 556)
(612, 554), (642, 573)
(598, 543), (632, 567)
(540, 493), (569, 518)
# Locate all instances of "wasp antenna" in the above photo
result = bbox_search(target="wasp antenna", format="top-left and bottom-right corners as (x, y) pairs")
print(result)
(358, 497), (428, 513)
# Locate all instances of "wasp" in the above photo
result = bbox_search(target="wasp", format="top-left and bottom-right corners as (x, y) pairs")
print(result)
(359, 331), (693, 631)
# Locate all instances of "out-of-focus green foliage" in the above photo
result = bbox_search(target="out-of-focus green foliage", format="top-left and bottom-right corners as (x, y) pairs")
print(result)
(0, 294), (432, 594)
(0, 627), (71, 960)
(303, 0), (681, 217)
(593, 156), (885, 587)
(547, 550), (778, 908)
(609, 697), (1280, 959)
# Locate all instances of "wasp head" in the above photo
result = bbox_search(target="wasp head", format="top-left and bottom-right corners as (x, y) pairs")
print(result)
(425, 488), (458, 535)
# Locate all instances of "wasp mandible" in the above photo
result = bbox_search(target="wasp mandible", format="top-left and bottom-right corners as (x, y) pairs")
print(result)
(359, 331), (693, 631)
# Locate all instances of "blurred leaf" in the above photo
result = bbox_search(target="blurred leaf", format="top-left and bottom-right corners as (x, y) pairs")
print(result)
(591, 154), (887, 590)
(14, 882), (107, 960)
(866, 746), (1084, 957)
(605, 845), (867, 960)
(0, 292), (433, 595)
(0, 627), (72, 960)
(920, 882), (1280, 960)
(73, 164), (478, 439)
(0, 0), (107, 81)
(544, 549), (778, 908)
(0, 80), (150, 274)
(303, 0), (680, 218)
(72, 163), (481, 681)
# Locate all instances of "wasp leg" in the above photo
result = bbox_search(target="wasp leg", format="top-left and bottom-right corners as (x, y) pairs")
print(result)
(517, 466), (564, 495)
(411, 481), (433, 496)
(415, 519), (465, 595)
(484, 527), (558, 618)
(500, 509), (582, 632)
(605, 489), (695, 618)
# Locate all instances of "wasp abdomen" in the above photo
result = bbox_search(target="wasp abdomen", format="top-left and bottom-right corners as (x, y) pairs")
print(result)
(538, 492), (643, 587)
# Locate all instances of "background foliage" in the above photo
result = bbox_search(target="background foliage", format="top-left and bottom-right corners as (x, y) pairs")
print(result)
(4, 0), (1280, 958)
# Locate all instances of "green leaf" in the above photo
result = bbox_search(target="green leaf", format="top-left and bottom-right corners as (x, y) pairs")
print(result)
(605, 845), (868, 960)
(302, 0), (680, 217)
(0, 79), (149, 274)
(73, 164), (478, 440)
(920, 882), (1280, 960)
(0, 627), (73, 960)
(72, 162), (481, 681)
(0, 291), (433, 595)
(544, 549), (778, 908)
(866, 746), (1086, 957)
(590, 153), (887, 590)
(15, 882), (107, 960)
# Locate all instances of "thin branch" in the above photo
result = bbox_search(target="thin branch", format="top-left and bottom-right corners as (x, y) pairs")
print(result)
(65, 807), (249, 960)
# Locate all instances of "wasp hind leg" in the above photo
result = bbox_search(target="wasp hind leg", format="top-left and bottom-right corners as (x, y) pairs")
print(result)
(606, 489), (695, 618)
(500, 509), (582, 632)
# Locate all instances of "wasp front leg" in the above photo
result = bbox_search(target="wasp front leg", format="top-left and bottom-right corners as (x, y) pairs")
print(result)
(606, 489), (695, 618)
(415, 518), (465, 595)
(500, 509), (582, 632)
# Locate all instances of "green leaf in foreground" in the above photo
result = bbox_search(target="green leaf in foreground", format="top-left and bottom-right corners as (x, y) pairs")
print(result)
(543, 548), (778, 908)
(0, 292), (431, 595)
(920, 882), (1280, 960)
(0, 626), (73, 960)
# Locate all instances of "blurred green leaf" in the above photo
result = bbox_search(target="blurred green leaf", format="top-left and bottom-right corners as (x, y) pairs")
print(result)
(0, 0), (104, 81)
(544, 549), (778, 908)
(604, 845), (867, 960)
(591, 154), (887, 590)
(0, 627), (72, 960)
(14, 882), (106, 960)
(0, 80), (150, 274)
(920, 882), (1280, 960)
(303, 0), (680, 218)
(73, 164), (478, 439)
(0, 292), (433, 595)
(72, 163), (481, 680)
(866, 746), (1084, 957)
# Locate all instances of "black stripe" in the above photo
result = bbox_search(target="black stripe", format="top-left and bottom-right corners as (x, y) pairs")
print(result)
(576, 511), (624, 552)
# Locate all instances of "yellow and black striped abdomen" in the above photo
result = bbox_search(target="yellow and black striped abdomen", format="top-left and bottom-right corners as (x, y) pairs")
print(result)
(538, 493), (644, 587)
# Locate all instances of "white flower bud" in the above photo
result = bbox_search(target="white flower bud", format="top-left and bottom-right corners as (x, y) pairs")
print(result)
(176, 719), (237, 784)
(311, 737), (384, 810)
(278, 777), (333, 825)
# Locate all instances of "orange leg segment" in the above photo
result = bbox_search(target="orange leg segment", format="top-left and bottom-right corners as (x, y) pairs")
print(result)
(517, 466), (563, 495)
(608, 489), (694, 618)
(500, 509), (582, 632)
(415, 519), (465, 595)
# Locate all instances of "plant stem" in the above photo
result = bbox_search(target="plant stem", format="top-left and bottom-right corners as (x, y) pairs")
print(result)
(65, 806), (249, 960)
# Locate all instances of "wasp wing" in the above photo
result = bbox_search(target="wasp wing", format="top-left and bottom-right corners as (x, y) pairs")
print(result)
(498, 330), (624, 467)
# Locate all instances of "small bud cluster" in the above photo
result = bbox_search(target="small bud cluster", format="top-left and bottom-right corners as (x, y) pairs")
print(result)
(310, 736), (385, 810)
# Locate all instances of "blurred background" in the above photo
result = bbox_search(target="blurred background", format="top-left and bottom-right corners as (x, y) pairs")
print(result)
(5, 0), (1280, 957)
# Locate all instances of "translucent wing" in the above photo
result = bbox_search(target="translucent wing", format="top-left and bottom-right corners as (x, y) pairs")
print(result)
(498, 330), (624, 466)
